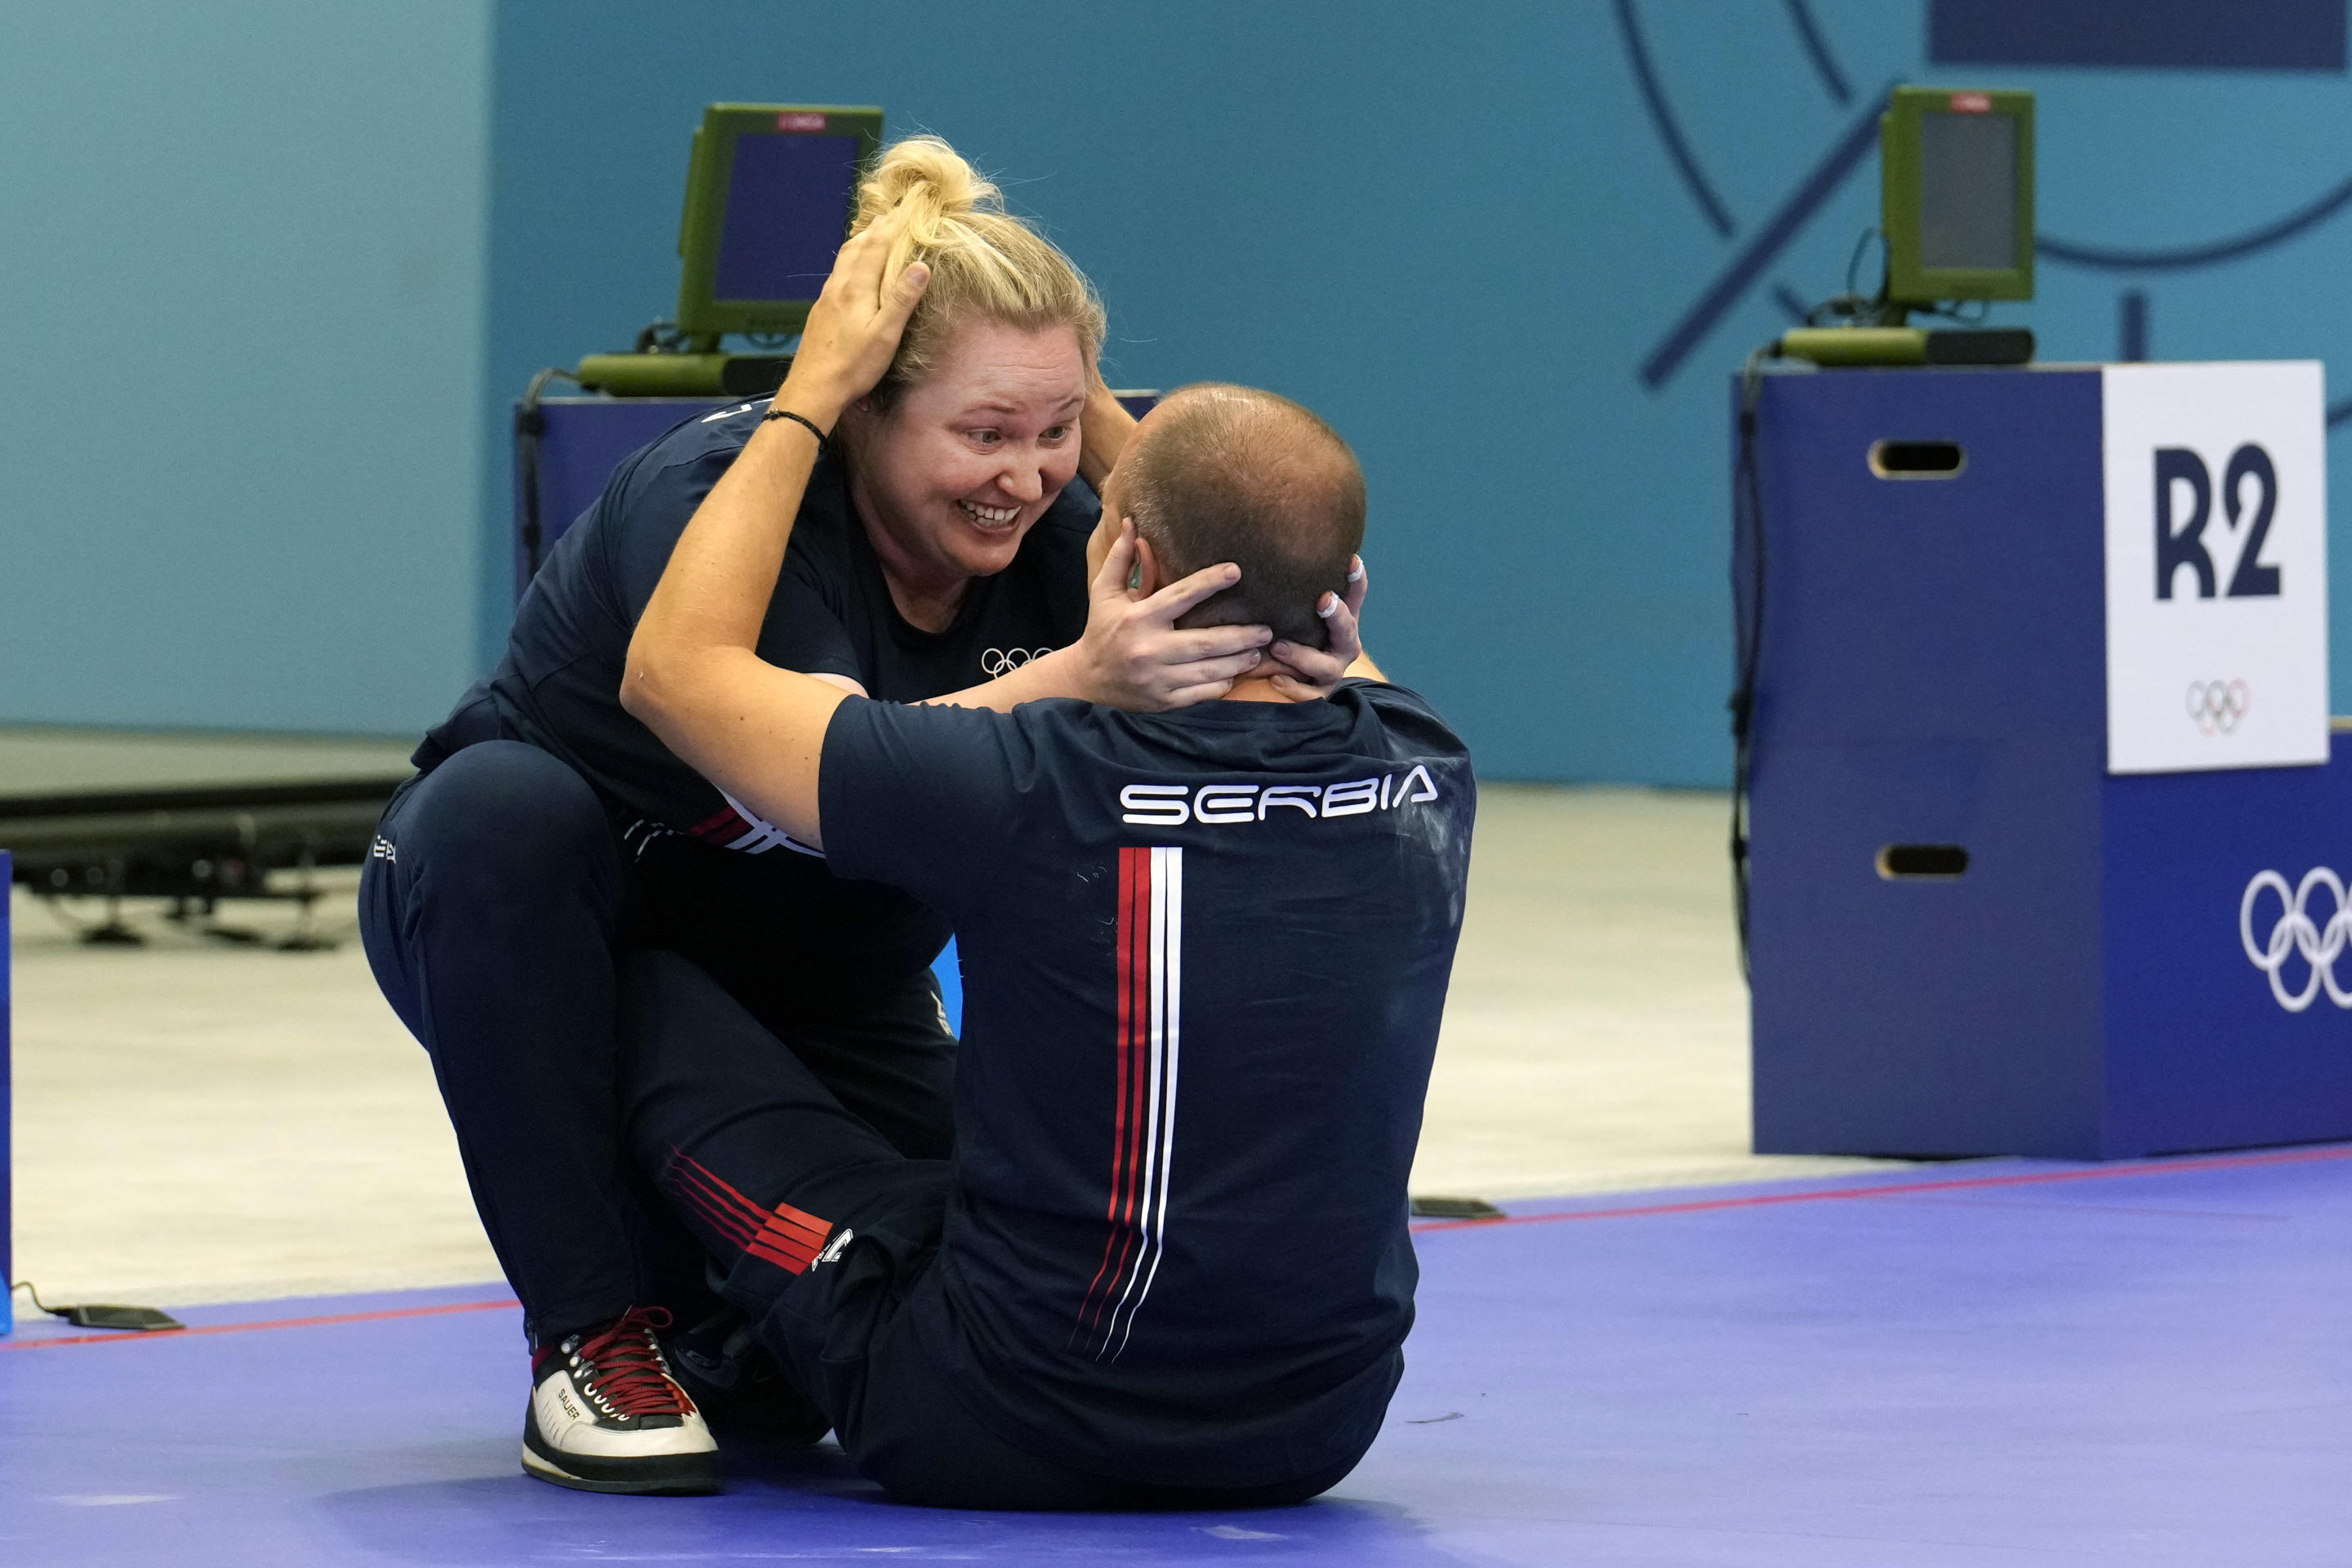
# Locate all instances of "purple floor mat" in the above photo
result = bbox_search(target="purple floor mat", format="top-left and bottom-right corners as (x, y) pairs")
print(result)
(4, 1147), (2349, 1566)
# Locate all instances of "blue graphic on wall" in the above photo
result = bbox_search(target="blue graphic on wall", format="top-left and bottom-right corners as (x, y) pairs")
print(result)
(1621, 0), (2352, 428)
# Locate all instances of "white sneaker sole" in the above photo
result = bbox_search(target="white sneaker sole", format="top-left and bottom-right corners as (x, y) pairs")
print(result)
(520, 1430), (722, 1496)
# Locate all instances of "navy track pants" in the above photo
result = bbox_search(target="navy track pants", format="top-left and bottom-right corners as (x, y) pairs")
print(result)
(359, 740), (954, 1345)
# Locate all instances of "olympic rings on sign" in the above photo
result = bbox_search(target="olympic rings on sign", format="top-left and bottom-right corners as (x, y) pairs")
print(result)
(2239, 866), (2352, 1012)
(2186, 679), (2249, 735)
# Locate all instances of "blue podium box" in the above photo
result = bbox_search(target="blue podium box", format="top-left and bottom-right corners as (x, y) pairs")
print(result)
(1744, 367), (2352, 1160)
(515, 397), (733, 603)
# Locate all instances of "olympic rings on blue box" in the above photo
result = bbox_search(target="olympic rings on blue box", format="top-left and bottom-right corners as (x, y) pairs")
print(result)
(2240, 867), (2352, 1012)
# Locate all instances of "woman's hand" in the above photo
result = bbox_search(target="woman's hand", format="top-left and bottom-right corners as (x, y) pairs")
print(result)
(1074, 519), (1273, 710)
(773, 201), (931, 429)
(1265, 555), (1374, 700)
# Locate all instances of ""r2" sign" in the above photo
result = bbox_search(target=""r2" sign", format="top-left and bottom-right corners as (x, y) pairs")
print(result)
(2103, 361), (2327, 774)
(2155, 443), (2280, 600)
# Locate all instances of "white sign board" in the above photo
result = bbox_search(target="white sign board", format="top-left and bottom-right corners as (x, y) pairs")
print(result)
(2103, 362), (2328, 774)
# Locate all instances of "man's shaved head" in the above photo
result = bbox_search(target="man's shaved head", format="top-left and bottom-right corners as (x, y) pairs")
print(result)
(1115, 385), (1366, 648)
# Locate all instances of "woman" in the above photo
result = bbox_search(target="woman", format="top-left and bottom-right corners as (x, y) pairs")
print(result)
(358, 136), (1363, 1496)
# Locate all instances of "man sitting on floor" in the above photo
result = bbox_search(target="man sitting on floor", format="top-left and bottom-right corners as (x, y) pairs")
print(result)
(617, 212), (1474, 1508)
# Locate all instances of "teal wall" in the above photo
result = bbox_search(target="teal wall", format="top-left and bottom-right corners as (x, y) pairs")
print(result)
(486, 1), (1672, 774)
(10, 2), (2352, 783)
(0, 2), (490, 735)
(474, 1), (2352, 782)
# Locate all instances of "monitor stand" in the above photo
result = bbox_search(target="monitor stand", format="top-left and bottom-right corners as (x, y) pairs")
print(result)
(1779, 323), (2034, 368)
(572, 348), (792, 397)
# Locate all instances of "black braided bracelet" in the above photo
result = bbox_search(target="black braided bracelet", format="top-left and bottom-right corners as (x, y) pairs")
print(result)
(762, 407), (829, 446)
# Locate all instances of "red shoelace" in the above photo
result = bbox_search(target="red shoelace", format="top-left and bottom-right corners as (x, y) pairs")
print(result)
(569, 1307), (693, 1419)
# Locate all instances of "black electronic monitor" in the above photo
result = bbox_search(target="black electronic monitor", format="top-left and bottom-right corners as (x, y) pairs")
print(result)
(675, 104), (884, 343)
(1881, 86), (2034, 305)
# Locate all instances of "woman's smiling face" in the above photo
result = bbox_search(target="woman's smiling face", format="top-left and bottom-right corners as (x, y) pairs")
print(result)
(847, 315), (1088, 593)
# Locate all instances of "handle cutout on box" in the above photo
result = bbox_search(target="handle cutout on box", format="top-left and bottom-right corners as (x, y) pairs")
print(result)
(1868, 440), (1965, 479)
(1877, 844), (1968, 880)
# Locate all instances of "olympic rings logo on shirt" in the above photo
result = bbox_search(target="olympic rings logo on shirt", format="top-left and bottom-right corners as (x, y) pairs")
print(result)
(2240, 867), (2352, 1012)
(980, 647), (1054, 677)
(2187, 679), (2249, 735)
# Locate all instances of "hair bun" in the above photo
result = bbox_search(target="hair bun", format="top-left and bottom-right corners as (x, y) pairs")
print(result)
(840, 134), (1106, 410)
(856, 135), (1000, 237)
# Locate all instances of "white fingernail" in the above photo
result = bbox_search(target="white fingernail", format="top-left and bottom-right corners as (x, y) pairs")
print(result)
(1347, 559), (1364, 582)
(1316, 595), (1338, 618)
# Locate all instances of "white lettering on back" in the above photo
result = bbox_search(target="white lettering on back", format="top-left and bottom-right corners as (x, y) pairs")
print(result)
(1258, 786), (1320, 819)
(1120, 784), (1192, 826)
(1321, 778), (1380, 817)
(1193, 784), (1259, 824)
(1116, 770), (1438, 828)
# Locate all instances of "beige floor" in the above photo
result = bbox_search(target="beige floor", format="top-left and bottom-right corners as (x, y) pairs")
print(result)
(6, 784), (1889, 1308)
(1409, 786), (1889, 1200)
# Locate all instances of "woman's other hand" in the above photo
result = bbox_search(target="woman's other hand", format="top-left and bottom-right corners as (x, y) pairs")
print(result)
(1076, 519), (1272, 710)
(776, 201), (931, 427)
(1266, 555), (1377, 699)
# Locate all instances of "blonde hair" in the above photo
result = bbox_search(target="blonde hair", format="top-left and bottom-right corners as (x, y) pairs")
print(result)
(850, 136), (1105, 403)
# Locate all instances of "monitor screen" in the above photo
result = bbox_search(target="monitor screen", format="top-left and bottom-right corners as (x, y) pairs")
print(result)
(711, 131), (862, 303)
(1917, 111), (2016, 272)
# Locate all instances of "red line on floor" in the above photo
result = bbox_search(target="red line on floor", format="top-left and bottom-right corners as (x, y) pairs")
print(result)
(2, 1295), (519, 1352)
(1410, 1143), (2352, 1234)
(12, 1146), (2347, 1348)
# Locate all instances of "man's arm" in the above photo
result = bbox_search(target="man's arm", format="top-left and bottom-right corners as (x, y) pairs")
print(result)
(1077, 377), (1138, 502)
(1078, 380), (1134, 590)
(621, 205), (931, 852)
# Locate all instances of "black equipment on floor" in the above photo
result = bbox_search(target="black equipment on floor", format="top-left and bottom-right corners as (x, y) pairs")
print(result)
(0, 774), (408, 947)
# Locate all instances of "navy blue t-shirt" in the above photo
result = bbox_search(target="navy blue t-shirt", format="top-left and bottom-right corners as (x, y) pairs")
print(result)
(416, 399), (1098, 990)
(818, 681), (1476, 1486)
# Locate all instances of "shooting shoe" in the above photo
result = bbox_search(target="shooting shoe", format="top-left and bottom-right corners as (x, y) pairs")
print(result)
(522, 1306), (719, 1494)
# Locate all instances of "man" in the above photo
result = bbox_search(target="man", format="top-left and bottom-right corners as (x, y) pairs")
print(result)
(615, 216), (1472, 1507)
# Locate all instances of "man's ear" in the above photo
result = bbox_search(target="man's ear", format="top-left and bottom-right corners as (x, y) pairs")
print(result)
(1132, 531), (1165, 596)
